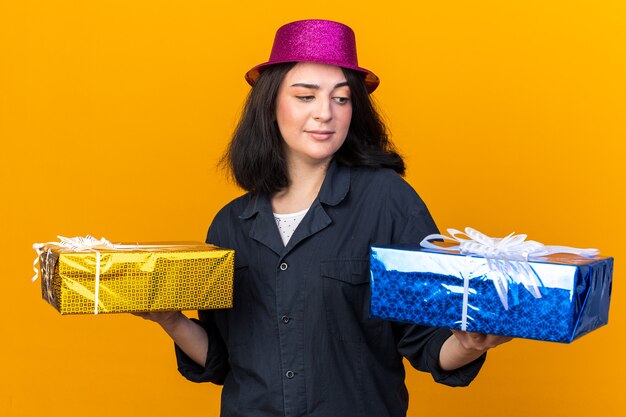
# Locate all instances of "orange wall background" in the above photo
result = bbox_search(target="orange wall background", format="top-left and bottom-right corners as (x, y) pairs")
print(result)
(1, 1), (624, 416)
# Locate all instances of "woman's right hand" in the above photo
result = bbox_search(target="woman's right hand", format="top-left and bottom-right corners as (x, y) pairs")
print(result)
(132, 310), (209, 367)
(132, 311), (186, 331)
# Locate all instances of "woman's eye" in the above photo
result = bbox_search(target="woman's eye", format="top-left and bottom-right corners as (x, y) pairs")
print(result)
(333, 97), (350, 105)
(296, 95), (315, 102)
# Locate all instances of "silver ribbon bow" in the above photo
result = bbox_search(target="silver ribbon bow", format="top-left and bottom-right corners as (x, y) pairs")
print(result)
(32, 235), (116, 314)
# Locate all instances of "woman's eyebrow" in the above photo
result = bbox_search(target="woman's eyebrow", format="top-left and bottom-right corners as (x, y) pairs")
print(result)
(290, 81), (349, 89)
(290, 83), (318, 89)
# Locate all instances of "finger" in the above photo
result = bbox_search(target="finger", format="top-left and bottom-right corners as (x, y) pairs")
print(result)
(451, 330), (483, 350)
(492, 335), (513, 346)
(480, 335), (513, 349)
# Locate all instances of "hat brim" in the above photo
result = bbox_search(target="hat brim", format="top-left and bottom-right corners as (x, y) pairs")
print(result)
(245, 60), (380, 93)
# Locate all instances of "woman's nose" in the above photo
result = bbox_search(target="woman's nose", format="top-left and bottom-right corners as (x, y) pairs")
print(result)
(312, 98), (332, 122)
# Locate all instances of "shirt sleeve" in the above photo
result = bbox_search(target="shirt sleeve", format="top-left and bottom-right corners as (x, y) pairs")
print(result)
(386, 176), (486, 386)
(174, 313), (230, 384)
(174, 217), (232, 384)
(394, 323), (486, 386)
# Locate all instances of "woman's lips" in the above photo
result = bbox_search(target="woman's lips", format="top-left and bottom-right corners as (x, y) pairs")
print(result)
(306, 130), (334, 140)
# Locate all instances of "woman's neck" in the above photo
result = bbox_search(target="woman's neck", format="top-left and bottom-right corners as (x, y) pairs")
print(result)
(271, 159), (330, 214)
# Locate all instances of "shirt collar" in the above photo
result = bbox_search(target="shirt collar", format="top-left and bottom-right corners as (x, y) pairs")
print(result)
(239, 159), (351, 220)
(317, 159), (350, 206)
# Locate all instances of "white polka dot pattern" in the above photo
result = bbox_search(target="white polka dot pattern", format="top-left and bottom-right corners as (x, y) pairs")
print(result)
(274, 208), (309, 246)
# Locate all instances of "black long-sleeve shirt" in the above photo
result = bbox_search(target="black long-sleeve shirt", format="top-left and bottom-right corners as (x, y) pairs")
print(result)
(175, 161), (485, 417)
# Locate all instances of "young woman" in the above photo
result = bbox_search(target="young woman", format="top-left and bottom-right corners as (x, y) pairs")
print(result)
(137, 19), (510, 417)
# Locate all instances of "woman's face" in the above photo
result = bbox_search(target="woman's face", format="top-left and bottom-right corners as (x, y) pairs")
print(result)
(275, 62), (352, 167)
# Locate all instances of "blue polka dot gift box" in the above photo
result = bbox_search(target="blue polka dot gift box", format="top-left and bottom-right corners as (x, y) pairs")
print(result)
(369, 228), (613, 343)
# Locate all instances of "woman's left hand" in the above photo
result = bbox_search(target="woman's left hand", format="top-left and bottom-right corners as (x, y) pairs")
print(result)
(450, 330), (512, 353)
(439, 330), (513, 371)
